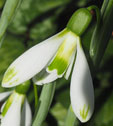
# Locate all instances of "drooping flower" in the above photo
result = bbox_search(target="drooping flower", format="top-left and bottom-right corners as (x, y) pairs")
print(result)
(0, 81), (32, 126)
(2, 8), (94, 122)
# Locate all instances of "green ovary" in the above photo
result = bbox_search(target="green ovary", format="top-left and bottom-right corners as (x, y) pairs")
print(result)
(48, 33), (77, 76)
(2, 67), (18, 84)
(80, 104), (90, 120)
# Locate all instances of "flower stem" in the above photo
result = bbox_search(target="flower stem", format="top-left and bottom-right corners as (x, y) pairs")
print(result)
(0, 0), (22, 47)
(90, 0), (113, 68)
(32, 82), (56, 126)
(101, 0), (109, 15)
(65, 105), (79, 126)
(33, 84), (38, 108)
(87, 5), (101, 25)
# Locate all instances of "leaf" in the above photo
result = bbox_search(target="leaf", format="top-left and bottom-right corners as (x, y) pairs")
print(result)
(0, 0), (5, 8)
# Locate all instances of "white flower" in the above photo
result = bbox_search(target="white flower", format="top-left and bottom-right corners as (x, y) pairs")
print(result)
(0, 91), (32, 126)
(2, 28), (94, 122)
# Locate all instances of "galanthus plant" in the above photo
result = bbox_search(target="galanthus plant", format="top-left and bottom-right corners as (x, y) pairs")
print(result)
(0, 81), (32, 126)
(0, 0), (113, 125)
(1, 7), (95, 123)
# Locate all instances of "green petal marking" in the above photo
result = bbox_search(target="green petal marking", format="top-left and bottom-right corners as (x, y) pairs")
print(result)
(2, 91), (25, 117)
(47, 31), (77, 76)
(2, 92), (14, 117)
(80, 104), (90, 120)
(2, 67), (18, 85)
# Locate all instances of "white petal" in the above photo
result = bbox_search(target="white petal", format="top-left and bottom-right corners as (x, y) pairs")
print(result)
(2, 29), (68, 87)
(70, 37), (94, 123)
(33, 68), (58, 85)
(21, 99), (32, 126)
(64, 51), (76, 80)
(1, 92), (25, 126)
(33, 73), (58, 85)
(0, 91), (12, 102)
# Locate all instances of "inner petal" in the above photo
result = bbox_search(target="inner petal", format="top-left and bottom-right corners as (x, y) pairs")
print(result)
(47, 31), (77, 77)
(64, 50), (76, 80)
(33, 68), (58, 85)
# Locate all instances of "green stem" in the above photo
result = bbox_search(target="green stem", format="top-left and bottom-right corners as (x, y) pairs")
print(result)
(33, 84), (38, 108)
(87, 5), (101, 25)
(101, 0), (109, 15)
(0, 0), (22, 47)
(65, 105), (79, 126)
(32, 82), (56, 126)
(90, 0), (113, 67)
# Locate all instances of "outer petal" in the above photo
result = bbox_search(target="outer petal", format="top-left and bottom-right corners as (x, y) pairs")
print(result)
(1, 91), (25, 126)
(0, 91), (12, 102)
(2, 29), (68, 87)
(70, 37), (94, 122)
(21, 99), (32, 126)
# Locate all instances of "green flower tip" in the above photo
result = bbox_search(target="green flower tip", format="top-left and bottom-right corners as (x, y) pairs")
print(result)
(80, 104), (90, 121)
(2, 67), (18, 87)
(67, 8), (92, 36)
(2, 91), (25, 117)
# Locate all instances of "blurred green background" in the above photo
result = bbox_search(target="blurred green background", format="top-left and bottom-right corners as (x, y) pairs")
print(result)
(0, 0), (113, 126)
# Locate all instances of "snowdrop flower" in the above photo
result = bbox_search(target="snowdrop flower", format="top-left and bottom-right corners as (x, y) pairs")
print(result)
(0, 81), (32, 126)
(2, 8), (94, 122)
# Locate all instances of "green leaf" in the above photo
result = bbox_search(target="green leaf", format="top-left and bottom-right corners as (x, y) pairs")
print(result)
(32, 83), (56, 126)
(0, 0), (22, 45)
(0, 0), (5, 8)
